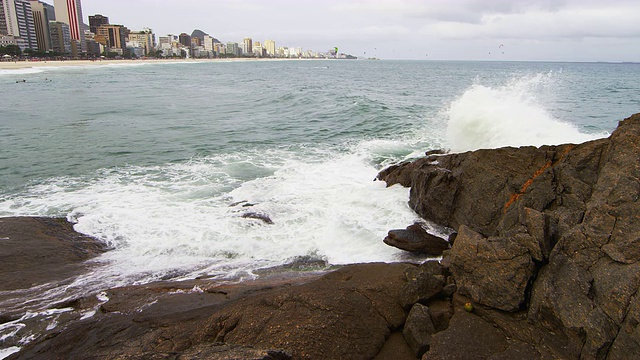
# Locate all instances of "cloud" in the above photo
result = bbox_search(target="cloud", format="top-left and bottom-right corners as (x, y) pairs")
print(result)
(421, 4), (640, 40)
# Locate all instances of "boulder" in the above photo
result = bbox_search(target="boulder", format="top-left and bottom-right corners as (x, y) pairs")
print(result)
(400, 261), (448, 309)
(403, 303), (436, 357)
(447, 225), (536, 312)
(384, 223), (450, 255)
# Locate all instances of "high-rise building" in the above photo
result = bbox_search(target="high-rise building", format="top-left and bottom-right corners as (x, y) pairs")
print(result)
(0, 0), (20, 37)
(95, 24), (127, 52)
(53, 0), (85, 52)
(178, 32), (190, 48)
(127, 28), (154, 55)
(29, 0), (50, 51)
(88, 13), (107, 34)
(1, 0), (37, 50)
(264, 39), (275, 57)
(243, 37), (252, 56)
(226, 42), (239, 56)
(49, 20), (70, 54)
(13, 0), (35, 49)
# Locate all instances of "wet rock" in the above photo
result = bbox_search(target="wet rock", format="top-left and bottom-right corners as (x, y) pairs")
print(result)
(13, 263), (412, 360)
(0, 217), (107, 292)
(384, 223), (450, 255)
(242, 212), (274, 225)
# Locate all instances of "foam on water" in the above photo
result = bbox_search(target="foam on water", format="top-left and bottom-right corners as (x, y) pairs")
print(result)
(446, 73), (607, 152)
(0, 144), (420, 293)
(0, 67), (45, 76)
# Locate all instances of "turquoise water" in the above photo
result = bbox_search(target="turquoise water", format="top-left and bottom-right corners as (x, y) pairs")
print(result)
(0, 59), (639, 288)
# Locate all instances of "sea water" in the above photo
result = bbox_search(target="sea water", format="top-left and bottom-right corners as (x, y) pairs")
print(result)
(0, 60), (639, 346)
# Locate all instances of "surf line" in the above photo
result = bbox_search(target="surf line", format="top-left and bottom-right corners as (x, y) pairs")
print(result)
(503, 145), (575, 214)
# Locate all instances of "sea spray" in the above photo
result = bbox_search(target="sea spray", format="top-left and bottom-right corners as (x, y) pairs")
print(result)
(446, 73), (605, 152)
(0, 145), (420, 293)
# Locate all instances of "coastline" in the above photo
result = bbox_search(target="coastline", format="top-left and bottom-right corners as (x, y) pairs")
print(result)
(0, 57), (324, 71)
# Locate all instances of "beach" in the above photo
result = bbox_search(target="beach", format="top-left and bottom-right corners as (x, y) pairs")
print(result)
(0, 57), (317, 71)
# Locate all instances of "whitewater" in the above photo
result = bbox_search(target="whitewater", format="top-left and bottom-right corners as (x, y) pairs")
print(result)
(0, 60), (638, 354)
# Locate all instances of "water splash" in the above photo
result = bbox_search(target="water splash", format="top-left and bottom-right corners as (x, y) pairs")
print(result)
(446, 73), (605, 152)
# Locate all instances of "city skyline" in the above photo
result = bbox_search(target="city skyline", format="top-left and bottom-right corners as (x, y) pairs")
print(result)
(38, 0), (640, 62)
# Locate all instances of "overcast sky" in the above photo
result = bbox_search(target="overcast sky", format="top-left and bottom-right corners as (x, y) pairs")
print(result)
(44, 0), (640, 62)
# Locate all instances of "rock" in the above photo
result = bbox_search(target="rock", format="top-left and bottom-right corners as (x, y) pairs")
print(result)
(381, 114), (640, 358)
(0, 217), (107, 292)
(403, 303), (436, 357)
(242, 212), (274, 224)
(13, 263), (412, 360)
(384, 223), (450, 255)
(196, 263), (411, 360)
(447, 225), (536, 312)
(423, 311), (510, 359)
(400, 261), (447, 309)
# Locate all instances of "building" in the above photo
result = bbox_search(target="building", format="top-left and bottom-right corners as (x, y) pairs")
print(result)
(226, 42), (239, 56)
(1, 0), (37, 50)
(84, 29), (100, 55)
(0, 0), (20, 37)
(264, 39), (275, 57)
(95, 24), (127, 52)
(178, 32), (190, 48)
(88, 14), (107, 34)
(53, 0), (85, 52)
(127, 27), (154, 55)
(13, 0), (36, 50)
(30, 0), (52, 52)
(242, 37), (252, 55)
(49, 20), (70, 54)
(0, 34), (16, 46)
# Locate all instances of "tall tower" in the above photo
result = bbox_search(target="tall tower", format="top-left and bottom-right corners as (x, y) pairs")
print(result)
(29, 0), (50, 51)
(53, 0), (85, 52)
(264, 39), (275, 57)
(0, 0), (37, 50)
(14, 0), (36, 49)
(0, 0), (20, 39)
(243, 37), (252, 55)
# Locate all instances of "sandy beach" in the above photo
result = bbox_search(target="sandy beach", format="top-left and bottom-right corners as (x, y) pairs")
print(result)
(0, 57), (313, 71)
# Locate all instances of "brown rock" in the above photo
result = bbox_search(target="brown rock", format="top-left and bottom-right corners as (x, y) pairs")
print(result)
(448, 225), (535, 312)
(384, 223), (450, 255)
(403, 303), (436, 357)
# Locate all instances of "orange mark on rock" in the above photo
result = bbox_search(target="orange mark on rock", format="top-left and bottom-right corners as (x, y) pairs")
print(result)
(503, 145), (575, 214)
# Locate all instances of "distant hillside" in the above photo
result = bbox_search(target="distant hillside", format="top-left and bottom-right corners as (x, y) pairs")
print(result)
(191, 29), (220, 44)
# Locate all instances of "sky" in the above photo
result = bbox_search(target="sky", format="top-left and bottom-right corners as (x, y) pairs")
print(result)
(44, 0), (640, 62)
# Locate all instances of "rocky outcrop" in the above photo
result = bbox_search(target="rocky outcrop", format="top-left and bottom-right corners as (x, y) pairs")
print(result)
(384, 223), (450, 255)
(0, 217), (107, 292)
(379, 113), (640, 359)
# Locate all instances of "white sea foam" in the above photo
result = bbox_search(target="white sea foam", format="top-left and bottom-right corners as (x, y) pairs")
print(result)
(0, 347), (21, 360)
(0, 145), (420, 291)
(446, 73), (606, 152)
(0, 67), (45, 76)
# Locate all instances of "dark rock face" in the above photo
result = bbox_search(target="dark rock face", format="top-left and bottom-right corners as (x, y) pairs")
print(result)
(0, 217), (107, 292)
(12, 263), (413, 360)
(379, 113), (640, 358)
(384, 223), (451, 255)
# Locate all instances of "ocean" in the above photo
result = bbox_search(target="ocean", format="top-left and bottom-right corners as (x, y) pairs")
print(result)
(0, 59), (639, 354)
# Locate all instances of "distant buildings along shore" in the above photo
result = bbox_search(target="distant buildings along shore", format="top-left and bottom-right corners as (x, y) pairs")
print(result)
(0, 0), (354, 59)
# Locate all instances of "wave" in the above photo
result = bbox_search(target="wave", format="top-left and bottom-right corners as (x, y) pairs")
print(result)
(445, 73), (606, 152)
(0, 144), (421, 291)
(0, 68), (45, 76)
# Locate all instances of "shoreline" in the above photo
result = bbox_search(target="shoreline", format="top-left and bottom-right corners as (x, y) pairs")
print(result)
(0, 57), (326, 71)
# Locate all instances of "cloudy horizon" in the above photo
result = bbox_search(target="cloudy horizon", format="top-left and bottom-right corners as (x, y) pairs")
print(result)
(44, 0), (640, 62)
